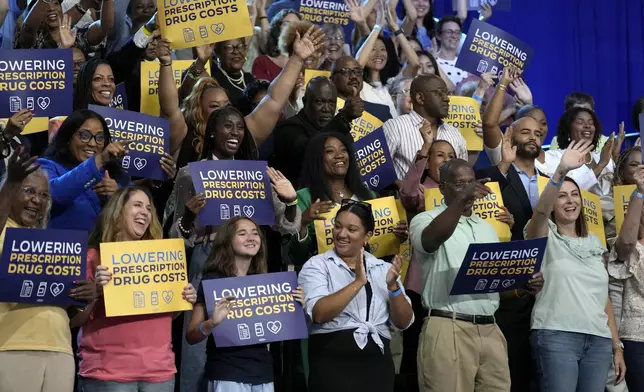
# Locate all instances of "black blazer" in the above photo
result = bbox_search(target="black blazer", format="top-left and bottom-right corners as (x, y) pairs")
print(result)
(475, 164), (535, 242)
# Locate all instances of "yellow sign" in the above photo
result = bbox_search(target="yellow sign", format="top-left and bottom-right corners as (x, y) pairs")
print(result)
(140, 60), (207, 116)
(313, 197), (401, 258)
(337, 97), (383, 142)
(424, 182), (511, 241)
(0, 117), (49, 135)
(101, 238), (191, 317)
(158, 0), (254, 49)
(304, 69), (331, 89)
(445, 96), (482, 151)
(537, 177), (606, 247)
(614, 185), (636, 235)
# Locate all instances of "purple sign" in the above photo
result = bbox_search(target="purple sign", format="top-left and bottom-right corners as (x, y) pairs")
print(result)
(110, 83), (128, 110)
(89, 105), (169, 181)
(0, 49), (73, 118)
(453, 0), (511, 12)
(202, 272), (308, 347)
(0, 228), (88, 306)
(354, 128), (396, 191)
(640, 113), (644, 163)
(450, 237), (546, 295)
(298, 0), (354, 45)
(455, 19), (533, 77)
(188, 160), (276, 226)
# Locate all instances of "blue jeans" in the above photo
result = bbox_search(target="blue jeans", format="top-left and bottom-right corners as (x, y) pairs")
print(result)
(79, 377), (175, 392)
(531, 329), (612, 392)
(624, 340), (644, 391)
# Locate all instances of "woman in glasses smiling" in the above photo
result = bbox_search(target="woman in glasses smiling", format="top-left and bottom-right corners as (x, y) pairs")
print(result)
(298, 200), (414, 392)
(36, 109), (131, 232)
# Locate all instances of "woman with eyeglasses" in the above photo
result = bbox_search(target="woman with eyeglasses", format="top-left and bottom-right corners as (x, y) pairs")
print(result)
(179, 39), (256, 109)
(14, 0), (112, 53)
(0, 148), (96, 392)
(298, 201), (414, 392)
(75, 186), (196, 392)
(156, 28), (324, 169)
(319, 23), (347, 70)
(36, 110), (131, 232)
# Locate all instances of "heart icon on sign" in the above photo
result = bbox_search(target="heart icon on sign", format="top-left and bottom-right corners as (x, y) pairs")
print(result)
(162, 290), (174, 304)
(369, 243), (379, 252)
(211, 23), (225, 35)
(501, 279), (515, 288)
(243, 205), (255, 218)
(37, 97), (50, 110)
(50, 282), (64, 297)
(369, 175), (380, 188)
(266, 320), (282, 334)
(133, 157), (147, 170)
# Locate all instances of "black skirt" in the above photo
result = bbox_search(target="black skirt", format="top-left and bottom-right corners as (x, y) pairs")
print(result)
(308, 329), (394, 392)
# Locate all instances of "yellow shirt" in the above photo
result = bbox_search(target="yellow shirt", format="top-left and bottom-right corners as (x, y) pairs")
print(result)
(0, 219), (72, 354)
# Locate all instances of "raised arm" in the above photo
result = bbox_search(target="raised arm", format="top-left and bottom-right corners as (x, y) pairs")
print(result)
(387, 5), (419, 77)
(86, 0), (114, 45)
(482, 67), (519, 150)
(416, 179), (492, 253)
(346, 0), (377, 39)
(355, 21), (381, 68)
(456, 0), (467, 22)
(245, 26), (325, 147)
(398, 0), (416, 36)
(400, 121), (433, 213)
(0, 0), (8, 29)
(525, 140), (594, 239)
(614, 165), (644, 261)
(16, 0), (48, 48)
(179, 44), (213, 101)
(156, 38), (188, 156)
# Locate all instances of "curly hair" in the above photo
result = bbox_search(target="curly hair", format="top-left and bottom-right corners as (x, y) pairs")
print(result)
(614, 146), (641, 186)
(278, 20), (323, 56)
(266, 9), (300, 57)
(181, 77), (227, 156)
(555, 106), (603, 150)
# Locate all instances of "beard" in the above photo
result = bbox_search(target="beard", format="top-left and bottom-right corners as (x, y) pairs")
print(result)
(515, 141), (540, 159)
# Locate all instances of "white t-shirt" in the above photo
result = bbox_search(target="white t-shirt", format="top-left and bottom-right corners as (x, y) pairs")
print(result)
(436, 57), (468, 87)
(361, 82), (397, 120)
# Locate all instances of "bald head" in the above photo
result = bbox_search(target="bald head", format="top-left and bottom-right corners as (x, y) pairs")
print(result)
(410, 74), (450, 119)
(439, 159), (471, 184)
(509, 116), (542, 159)
(331, 56), (363, 98)
(306, 76), (336, 96)
(303, 76), (337, 128)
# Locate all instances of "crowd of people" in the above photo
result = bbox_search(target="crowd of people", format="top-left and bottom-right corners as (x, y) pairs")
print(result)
(0, 0), (642, 391)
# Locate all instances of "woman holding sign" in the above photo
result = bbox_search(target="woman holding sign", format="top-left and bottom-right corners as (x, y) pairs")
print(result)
(525, 140), (626, 391)
(38, 109), (131, 231)
(298, 200), (414, 392)
(186, 216), (305, 392)
(77, 185), (197, 392)
(0, 148), (96, 392)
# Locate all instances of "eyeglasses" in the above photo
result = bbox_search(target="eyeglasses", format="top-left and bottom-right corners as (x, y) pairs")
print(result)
(341, 199), (372, 212)
(441, 29), (461, 37)
(222, 43), (247, 53)
(21, 186), (50, 201)
(75, 130), (105, 145)
(333, 68), (363, 77)
(326, 36), (344, 42)
(401, 88), (410, 97)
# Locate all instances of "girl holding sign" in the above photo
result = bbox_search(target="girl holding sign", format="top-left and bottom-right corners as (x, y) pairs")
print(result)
(77, 185), (197, 392)
(525, 140), (626, 391)
(298, 200), (414, 392)
(186, 216), (305, 392)
(0, 148), (96, 392)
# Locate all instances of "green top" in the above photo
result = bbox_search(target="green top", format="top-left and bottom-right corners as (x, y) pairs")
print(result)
(286, 187), (377, 266)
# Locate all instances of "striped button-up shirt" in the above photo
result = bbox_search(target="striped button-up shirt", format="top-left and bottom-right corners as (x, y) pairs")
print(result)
(382, 110), (468, 180)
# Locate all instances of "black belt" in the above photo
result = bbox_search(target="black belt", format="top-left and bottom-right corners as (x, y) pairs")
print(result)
(430, 309), (495, 325)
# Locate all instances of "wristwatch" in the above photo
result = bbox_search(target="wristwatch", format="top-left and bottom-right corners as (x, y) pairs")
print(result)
(613, 342), (624, 353)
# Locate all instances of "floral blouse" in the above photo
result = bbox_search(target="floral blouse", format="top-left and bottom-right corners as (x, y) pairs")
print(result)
(608, 242), (644, 342)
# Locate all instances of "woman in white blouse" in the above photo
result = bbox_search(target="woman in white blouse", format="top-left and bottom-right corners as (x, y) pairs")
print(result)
(526, 140), (626, 392)
(298, 200), (413, 392)
(543, 107), (617, 196)
(610, 160), (644, 391)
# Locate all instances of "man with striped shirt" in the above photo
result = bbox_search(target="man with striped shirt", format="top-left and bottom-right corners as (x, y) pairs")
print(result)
(383, 74), (468, 180)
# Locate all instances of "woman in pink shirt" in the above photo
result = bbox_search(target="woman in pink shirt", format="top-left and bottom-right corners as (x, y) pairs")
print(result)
(76, 186), (197, 391)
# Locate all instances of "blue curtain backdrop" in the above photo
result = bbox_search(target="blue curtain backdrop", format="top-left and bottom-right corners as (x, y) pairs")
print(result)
(435, 0), (644, 144)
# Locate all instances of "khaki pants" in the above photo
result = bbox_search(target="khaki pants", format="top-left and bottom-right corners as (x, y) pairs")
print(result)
(417, 316), (510, 392)
(0, 350), (75, 392)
